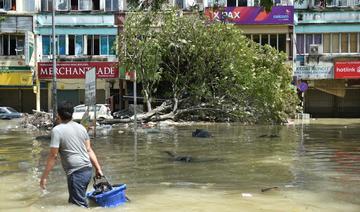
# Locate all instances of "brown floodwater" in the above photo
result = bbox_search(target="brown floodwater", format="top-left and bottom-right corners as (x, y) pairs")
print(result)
(0, 119), (359, 212)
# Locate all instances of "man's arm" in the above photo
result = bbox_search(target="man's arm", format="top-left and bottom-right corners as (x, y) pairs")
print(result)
(85, 140), (103, 177)
(40, 147), (58, 189)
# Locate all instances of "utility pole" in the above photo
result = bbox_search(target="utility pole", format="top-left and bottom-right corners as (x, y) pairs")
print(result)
(52, 0), (57, 125)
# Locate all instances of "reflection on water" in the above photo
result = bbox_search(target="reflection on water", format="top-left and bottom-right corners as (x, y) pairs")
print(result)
(0, 119), (360, 211)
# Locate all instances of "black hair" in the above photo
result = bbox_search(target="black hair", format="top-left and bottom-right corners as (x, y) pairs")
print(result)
(57, 101), (74, 121)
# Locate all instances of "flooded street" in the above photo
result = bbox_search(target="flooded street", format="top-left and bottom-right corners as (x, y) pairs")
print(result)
(0, 119), (360, 211)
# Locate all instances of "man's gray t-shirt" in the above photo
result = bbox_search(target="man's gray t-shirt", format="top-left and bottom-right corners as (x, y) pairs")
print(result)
(50, 121), (92, 175)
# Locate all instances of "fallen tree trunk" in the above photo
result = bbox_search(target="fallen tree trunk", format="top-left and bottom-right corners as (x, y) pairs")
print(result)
(101, 100), (173, 124)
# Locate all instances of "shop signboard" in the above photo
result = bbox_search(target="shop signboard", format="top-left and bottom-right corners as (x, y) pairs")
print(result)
(334, 61), (360, 79)
(25, 31), (35, 67)
(38, 62), (119, 79)
(294, 66), (333, 79)
(85, 68), (96, 106)
(204, 6), (294, 25)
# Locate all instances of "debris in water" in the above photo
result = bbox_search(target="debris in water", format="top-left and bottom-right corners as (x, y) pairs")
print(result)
(241, 193), (253, 197)
(261, 186), (279, 192)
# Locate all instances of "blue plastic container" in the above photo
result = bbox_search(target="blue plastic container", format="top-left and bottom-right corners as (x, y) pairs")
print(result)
(87, 184), (127, 208)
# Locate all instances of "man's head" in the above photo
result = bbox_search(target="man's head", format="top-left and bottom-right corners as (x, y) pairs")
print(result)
(57, 101), (74, 122)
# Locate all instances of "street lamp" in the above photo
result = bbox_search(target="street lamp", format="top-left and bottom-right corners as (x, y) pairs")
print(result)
(52, 0), (57, 125)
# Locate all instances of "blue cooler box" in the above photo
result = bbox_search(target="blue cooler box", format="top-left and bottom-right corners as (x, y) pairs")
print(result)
(87, 184), (127, 208)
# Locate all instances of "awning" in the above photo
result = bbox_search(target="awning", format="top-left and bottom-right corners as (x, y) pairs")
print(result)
(0, 71), (33, 86)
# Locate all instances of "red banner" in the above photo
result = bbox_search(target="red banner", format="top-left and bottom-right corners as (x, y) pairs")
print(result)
(38, 62), (119, 79)
(334, 61), (360, 79)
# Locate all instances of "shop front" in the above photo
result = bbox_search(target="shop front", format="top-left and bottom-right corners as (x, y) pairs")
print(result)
(297, 61), (360, 117)
(37, 61), (119, 110)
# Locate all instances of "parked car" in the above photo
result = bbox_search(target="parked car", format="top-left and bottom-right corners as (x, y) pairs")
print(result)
(72, 104), (113, 121)
(0, 107), (23, 120)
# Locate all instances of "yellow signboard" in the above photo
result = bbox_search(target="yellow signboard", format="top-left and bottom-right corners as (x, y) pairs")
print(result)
(0, 72), (33, 86)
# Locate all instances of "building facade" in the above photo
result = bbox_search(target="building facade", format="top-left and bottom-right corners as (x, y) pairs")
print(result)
(35, 0), (123, 111)
(294, 0), (360, 117)
(0, 0), (39, 112)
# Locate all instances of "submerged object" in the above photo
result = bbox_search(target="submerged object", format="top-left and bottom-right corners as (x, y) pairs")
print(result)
(192, 129), (211, 138)
(261, 186), (279, 192)
(164, 151), (193, 163)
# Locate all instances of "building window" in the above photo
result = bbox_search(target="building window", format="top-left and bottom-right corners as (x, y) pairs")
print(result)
(0, 0), (16, 10)
(350, 33), (357, 53)
(68, 35), (84, 55)
(332, 33), (339, 53)
(52, 0), (100, 11)
(296, 34), (304, 54)
(105, 0), (118, 11)
(92, 0), (100, 10)
(41, 0), (53, 11)
(57, 0), (69, 10)
(296, 34), (323, 55)
(0, 34), (24, 56)
(327, 0), (360, 7)
(100, 35), (116, 55)
(87, 35), (100, 55)
(58, 35), (66, 55)
(247, 33), (287, 53)
(79, 0), (92, 10)
(42, 35), (67, 55)
(298, 33), (360, 54)
(227, 0), (247, 6)
(341, 33), (348, 53)
(323, 34), (330, 53)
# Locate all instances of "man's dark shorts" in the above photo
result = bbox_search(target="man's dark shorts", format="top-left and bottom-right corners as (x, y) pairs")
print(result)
(67, 166), (93, 207)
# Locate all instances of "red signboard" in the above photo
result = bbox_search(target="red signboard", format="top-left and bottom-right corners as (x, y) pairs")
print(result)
(38, 62), (119, 79)
(334, 61), (360, 79)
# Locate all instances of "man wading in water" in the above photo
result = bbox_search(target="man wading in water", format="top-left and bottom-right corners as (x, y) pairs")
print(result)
(40, 101), (103, 207)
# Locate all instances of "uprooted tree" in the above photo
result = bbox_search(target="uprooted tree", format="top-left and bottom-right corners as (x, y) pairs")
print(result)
(118, 8), (299, 124)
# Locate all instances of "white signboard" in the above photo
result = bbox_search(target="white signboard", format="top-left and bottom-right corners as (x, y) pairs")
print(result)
(294, 66), (333, 79)
(25, 31), (35, 67)
(85, 68), (96, 106)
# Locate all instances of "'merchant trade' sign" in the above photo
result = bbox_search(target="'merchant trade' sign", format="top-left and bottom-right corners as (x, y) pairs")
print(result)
(38, 62), (119, 79)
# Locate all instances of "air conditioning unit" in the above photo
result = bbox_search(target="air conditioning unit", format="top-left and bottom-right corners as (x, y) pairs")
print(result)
(309, 44), (323, 55)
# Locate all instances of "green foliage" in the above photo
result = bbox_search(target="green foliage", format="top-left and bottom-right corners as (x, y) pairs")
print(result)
(119, 9), (299, 123)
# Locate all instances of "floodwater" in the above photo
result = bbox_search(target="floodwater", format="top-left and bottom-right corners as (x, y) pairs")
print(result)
(0, 119), (360, 212)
